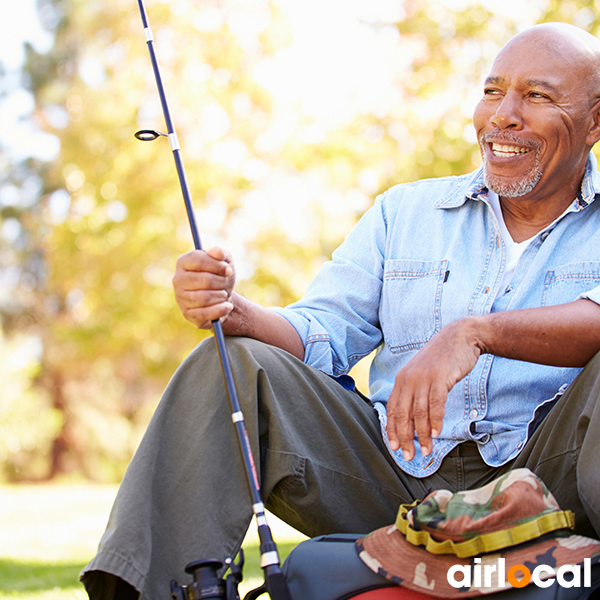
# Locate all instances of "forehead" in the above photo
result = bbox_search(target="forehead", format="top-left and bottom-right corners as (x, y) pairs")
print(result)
(487, 34), (586, 97)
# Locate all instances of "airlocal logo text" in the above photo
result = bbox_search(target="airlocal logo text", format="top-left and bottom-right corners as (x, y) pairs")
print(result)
(447, 558), (592, 589)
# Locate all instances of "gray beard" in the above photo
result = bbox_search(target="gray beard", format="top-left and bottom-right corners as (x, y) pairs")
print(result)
(479, 139), (543, 198)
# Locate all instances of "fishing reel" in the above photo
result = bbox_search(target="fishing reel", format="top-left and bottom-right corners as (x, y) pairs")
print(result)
(169, 550), (279, 600)
(170, 553), (244, 600)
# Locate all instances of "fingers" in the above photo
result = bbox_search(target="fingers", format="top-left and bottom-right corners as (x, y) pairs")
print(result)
(184, 301), (234, 329)
(428, 379), (447, 441)
(386, 384), (416, 460)
(386, 368), (447, 462)
(173, 247), (236, 328)
(174, 267), (231, 296)
(387, 378), (440, 461)
(412, 382), (433, 458)
(177, 288), (233, 328)
(176, 247), (233, 278)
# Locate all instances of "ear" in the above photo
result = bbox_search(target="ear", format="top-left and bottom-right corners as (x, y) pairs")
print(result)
(585, 99), (600, 146)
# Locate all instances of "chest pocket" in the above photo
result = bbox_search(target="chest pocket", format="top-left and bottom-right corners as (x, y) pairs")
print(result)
(542, 262), (600, 307)
(380, 258), (448, 354)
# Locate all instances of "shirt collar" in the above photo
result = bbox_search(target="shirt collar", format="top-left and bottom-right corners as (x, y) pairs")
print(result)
(579, 151), (600, 208)
(434, 151), (600, 211)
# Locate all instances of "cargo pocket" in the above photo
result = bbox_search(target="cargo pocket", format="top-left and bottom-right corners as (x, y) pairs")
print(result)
(380, 258), (448, 354)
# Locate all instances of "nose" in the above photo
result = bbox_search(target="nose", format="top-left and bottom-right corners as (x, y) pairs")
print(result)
(490, 93), (523, 130)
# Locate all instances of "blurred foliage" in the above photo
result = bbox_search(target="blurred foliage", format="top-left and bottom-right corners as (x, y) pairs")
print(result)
(1, 0), (600, 481)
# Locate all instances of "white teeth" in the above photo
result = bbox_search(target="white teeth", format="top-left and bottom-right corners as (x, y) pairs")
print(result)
(491, 143), (530, 157)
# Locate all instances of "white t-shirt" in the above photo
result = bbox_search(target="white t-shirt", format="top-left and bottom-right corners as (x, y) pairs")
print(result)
(487, 191), (536, 296)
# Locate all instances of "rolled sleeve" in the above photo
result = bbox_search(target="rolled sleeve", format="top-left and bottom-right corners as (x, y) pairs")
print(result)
(271, 306), (335, 374)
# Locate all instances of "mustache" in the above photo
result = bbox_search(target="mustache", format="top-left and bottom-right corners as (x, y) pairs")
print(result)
(479, 130), (540, 151)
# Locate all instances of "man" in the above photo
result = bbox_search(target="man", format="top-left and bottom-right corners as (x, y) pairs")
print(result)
(82, 22), (600, 600)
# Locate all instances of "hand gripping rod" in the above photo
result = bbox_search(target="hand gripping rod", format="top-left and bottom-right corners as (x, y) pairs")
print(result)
(134, 2), (291, 598)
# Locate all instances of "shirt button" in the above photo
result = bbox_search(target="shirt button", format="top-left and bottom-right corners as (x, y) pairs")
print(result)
(469, 409), (478, 419)
(483, 287), (490, 294)
(516, 441), (523, 449)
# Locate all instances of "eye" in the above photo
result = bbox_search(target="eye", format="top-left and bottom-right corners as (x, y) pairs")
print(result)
(483, 88), (502, 97)
(529, 91), (551, 101)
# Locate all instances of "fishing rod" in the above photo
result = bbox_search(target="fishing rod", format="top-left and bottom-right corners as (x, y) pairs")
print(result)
(133, 1), (292, 599)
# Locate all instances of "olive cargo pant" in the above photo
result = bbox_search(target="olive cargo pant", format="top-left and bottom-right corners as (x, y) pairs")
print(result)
(81, 337), (600, 600)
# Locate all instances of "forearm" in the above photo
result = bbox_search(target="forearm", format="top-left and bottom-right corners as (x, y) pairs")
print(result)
(468, 298), (600, 368)
(222, 291), (305, 361)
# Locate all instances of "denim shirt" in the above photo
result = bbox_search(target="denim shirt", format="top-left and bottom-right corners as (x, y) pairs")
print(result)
(273, 153), (600, 478)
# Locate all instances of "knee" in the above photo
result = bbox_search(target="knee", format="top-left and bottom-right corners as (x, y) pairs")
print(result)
(189, 334), (274, 358)
(206, 335), (291, 369)
(184, 335), (293, 392)
(185, 335), (271, 365)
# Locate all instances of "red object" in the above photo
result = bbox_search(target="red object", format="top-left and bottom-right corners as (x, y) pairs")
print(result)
(352, 588), (438, 599)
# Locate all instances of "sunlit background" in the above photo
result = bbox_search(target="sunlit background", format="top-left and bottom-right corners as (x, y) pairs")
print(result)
(4, 0), (600, 598)
(2, 0), (599, 483)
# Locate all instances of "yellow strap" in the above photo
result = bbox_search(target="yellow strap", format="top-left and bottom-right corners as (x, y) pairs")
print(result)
(395, 502), (575, 558)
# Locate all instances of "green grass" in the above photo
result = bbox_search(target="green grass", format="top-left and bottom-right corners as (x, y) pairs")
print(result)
(0, 544), (301, 599)
(0, 484), (306, 600)
(0, 560), (87, 599)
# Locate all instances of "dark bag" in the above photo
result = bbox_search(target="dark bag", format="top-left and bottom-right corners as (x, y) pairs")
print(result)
(282, 533), (430, 599)
(282, 534), (600, 600)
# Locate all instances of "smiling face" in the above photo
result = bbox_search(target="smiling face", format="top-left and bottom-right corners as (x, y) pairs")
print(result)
(473, 24), (600, 205)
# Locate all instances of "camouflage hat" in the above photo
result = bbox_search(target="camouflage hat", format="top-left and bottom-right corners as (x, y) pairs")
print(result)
(356, 468), (600, 598)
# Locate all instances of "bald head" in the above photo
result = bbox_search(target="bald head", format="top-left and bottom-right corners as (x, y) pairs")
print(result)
(498, 23), (600, 102)
(510, 22), (600, 51)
